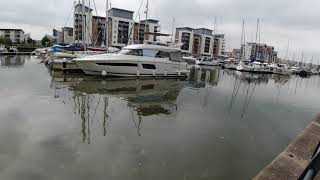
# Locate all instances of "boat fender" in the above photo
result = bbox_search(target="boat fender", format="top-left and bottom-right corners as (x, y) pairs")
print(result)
(153, 70), (156, 76)
(164, 71), (168, 76)
(137, 70), (140, 76)
(102, 70), (107, 76)
(178, 71), (181, 76)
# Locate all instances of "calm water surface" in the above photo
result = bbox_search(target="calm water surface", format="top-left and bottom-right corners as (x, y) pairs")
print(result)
(0, 56), (319, 180)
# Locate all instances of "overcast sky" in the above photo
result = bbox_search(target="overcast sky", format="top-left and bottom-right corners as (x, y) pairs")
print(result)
(0, 0), (319, 62)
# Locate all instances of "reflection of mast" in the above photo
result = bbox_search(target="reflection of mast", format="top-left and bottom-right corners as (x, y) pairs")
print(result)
(240, 81), (256, 119)
(130, 106), (142, 136)
(103, 97), (109, 136)
(228, 76), (241, 114)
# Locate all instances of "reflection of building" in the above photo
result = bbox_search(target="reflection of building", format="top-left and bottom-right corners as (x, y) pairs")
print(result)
(241, 42), (278, 62)
(0, 29), (25, 43)
(175, 27), (226, 58)
(0, 56), (25, 67)
(189, 67), (220, 88)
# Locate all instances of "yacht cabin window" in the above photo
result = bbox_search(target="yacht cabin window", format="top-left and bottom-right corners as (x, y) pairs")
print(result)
(170, 52), (183, 62)
(123, 49), (171, 59)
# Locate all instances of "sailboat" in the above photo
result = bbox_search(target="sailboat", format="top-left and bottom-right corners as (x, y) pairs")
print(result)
(236, 20), (252, 72)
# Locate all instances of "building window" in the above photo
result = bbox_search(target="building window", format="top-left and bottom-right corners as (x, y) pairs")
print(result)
(181, 32), (190, 51)
(204, 37), (210, 53)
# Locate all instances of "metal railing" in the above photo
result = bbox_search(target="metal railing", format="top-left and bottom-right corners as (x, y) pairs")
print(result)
(299, 142), (320, 180)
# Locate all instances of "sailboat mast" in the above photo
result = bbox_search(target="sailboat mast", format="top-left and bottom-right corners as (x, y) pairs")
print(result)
(73, 1), (76, 44)
(240, 20), (246, 61)
(82, 0), (86, 50)
(105, 0), (109, 50)
(171, 17), (175, 43)
(213, 16), (217, 59)
(144, 0), (149, 42)
(255, 18), (260, 61)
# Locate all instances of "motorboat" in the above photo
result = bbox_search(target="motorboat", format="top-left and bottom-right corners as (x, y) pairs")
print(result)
(311, 69), (319, 75)
(182, 56), (197, 64)
(46, 53), (79, 71)
(236, 61), (253, 72)
(222, 59), (238, 70)
(74, 44), (190, 77)
(290, 66), (300, 74)
(272, 64), (291, 76)
(195, 57), (219, 66)
(0, 45), (7, 53)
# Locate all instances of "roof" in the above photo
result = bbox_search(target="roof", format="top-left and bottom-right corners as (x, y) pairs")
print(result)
(93, 15), (106, 19)
(124, 44), (181, 53)
(176, 27), (194, 32)
(144, 32), (170, 37)
(140, 19), (159, 24)
(75, 3), (93, 11)
(0, 28), (24, 33)
(109, 8), (134, 13)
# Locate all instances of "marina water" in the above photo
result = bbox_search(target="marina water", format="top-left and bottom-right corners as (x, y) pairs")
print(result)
(0, 55), (319, 179)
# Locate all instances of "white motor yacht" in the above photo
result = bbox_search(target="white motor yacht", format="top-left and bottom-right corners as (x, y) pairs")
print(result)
(236, 61), (252, 72)
(182, 56), (197, 64)
(290, 66), (300, 74)
(74, 44), (190, 77)
(0, 45), (8, 53)
(195, 58), (219, 66)
(223, 59), (238, 70)
(273, 64), (291, 75)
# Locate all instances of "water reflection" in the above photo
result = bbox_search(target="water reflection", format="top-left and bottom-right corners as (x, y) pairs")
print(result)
(188, 66), (221, 88)
(51, 73), (185, 141)
(0, 56), (25, 67)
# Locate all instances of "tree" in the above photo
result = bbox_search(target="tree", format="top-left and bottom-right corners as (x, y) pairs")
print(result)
(27, 37), (34, 44)
(41, 36), (52, 47)
(0, 37), (13, 46)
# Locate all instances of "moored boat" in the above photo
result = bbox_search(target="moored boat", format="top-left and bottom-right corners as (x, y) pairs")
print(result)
(74, 44), (190, 77)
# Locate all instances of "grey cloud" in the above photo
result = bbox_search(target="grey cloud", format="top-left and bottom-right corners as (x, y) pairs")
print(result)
(0, 0), (319, 61)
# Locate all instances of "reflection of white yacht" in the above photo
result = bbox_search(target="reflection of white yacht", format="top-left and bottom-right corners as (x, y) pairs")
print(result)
(75, 44), (189, 77)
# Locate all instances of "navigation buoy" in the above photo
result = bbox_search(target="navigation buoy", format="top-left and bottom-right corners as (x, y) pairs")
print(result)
(102, 70), (107, 76)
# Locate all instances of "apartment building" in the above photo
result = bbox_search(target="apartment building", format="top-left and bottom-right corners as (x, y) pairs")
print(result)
(175, 27), (225, 58)
(242, 42), (278, 62)
(92, 16), (106, 47)
(53, 27), (74, 44)
(108, 8), (134, 47)
(0, 29), (25, 43)
(133, 19), (160, 44)
(73, 3), (93, 45)
(213, 34), (226, 57)
(175, 27), (194, 54)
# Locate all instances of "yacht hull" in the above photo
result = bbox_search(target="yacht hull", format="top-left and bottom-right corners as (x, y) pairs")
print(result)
(75, 59), (189, 77)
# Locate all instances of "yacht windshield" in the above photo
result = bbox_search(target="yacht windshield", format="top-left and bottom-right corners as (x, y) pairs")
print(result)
(118, 49), (131, 55)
